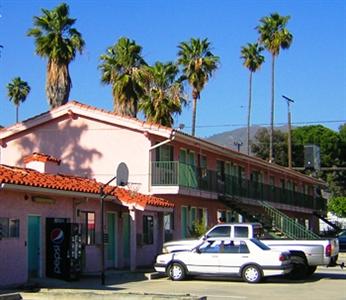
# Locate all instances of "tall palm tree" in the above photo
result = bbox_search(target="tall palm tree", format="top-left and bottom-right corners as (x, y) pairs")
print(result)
(7, 77), (31, 123)
(27, 3), (85, 109)
(139, 62), (186, 127)
(177, 38), (219, 136)
(257, 13), (293, 163)
(241, 43), (265, 155)
(99, 37), (146, 117)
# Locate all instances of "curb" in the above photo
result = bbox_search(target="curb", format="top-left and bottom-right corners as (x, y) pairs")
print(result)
(0, 293), (22, 300)
(20, 291), (205, 300)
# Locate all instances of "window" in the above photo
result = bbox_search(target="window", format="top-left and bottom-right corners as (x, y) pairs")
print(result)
(164, 213), (174, 231)
(206, 225), (230, 238)
(164, 213), (174, 242)
(156, 144), (173, 161)
(80, 212), (95, 245)
(234, 226), (249, 238)
(216, 160), (225, 182)
(0, 218), (20, 238)
(143, 215), (154, 244)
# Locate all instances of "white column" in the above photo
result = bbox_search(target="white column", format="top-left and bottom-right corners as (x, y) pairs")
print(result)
(129, 208), (137, 271)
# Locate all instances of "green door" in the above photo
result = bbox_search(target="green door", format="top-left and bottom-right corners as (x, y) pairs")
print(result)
(122, 213), (131, 266)
(181, 207), (188, 238)
(28, 216), (40, 277)
(107, 213), (117, 267)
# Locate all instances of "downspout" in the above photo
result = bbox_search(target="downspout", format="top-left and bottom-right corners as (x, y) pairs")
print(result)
(148, 130), (177, 192)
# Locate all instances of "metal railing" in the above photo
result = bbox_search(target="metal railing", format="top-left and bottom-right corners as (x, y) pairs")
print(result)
(151, 161), (327, 211)
(260, 201), (321, 239)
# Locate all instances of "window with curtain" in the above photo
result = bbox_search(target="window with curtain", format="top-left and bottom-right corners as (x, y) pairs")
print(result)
(143, 215), (154, 244)
(80, 211), (95, 245)
(0, 218), (20, 238)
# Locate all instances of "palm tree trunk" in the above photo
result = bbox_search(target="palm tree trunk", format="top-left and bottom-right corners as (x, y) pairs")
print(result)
(16, 105), (19, 123)
(191, 93), (197, 137)
(247, 72), (253, 155)
(269, 54), (275, 163)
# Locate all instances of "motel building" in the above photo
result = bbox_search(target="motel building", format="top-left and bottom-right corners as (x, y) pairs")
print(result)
(0, 101), (327, 287)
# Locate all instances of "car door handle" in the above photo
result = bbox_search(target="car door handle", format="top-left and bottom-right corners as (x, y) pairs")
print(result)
(212, 255), (219, 258)
(241, 256), (249, 258)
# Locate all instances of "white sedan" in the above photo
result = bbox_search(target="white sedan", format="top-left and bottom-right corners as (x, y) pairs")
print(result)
(154, 238), (292, 283)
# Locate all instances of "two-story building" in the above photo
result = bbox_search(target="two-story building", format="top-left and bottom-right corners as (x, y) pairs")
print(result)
(0, 101), (326, 283)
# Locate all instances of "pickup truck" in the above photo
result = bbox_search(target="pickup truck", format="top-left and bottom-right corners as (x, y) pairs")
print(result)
(162, 223), (340, 279)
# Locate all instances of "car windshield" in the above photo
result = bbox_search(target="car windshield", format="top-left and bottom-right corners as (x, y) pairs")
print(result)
(250, 238), (270, 250)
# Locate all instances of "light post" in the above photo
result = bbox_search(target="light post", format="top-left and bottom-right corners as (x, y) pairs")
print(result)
(100, 175), (117, 285)
(282, 95), (294, 169)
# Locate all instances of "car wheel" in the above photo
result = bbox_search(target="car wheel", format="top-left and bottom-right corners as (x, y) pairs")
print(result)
(289, 256), (308, 280)
(242, 265), (262, 283)
(168, 263), (186, 281)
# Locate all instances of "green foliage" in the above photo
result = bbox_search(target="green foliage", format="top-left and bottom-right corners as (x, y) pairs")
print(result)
(257, 13), (293, 57)
(190, 219), (207, 238)
(292, 125), (340, 167)
(177, 38), (219, 136)
(328, 197), (346, 218)
(99, 37), (146, 117)
(240, 43), (265, 73)
(251, 127), (288, 165)
(27, 3), (84, 108)
(7, 77), (31, 122)
(139, 62), (186, 127)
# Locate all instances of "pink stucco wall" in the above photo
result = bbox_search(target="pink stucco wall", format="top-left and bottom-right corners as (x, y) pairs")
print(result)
(0, 190), (74, 287)
(1, 115), (151, 194)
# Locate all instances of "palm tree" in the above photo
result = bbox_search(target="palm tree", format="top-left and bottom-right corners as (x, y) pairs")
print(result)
(7, 77), (31, 123)
(257, 13), (293, 163)
(139, 62), (186, 127)
(177, 38), (219, 136)
(27, 3), (85, 109)
(241, 43), (265, 155)
(99, 37), (146, 117)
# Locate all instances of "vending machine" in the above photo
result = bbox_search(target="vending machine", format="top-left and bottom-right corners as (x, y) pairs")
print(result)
(46, 218), (82, 281)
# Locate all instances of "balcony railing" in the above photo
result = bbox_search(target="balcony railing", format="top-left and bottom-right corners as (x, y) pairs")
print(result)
(151, 161), (327, 211)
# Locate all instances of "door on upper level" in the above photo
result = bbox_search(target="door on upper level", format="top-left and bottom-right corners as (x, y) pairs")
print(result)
(153, 144), (175, 185)
(179, 149), (197, 188)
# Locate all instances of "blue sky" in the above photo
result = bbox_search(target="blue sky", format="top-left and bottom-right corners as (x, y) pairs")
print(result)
(1, 0), (345, 138)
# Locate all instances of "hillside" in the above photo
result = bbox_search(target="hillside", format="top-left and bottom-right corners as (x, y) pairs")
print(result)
(206, 125), (289, 155)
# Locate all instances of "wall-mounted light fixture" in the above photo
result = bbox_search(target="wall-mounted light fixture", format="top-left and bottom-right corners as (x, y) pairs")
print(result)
(32, 196), (55, 204)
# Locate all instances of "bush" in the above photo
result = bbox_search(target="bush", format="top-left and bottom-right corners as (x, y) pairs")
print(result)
(328, 196), (346, 218)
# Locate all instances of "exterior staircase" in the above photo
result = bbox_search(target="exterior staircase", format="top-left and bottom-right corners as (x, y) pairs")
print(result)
(218, 195), (321, 240)
(259, 201), (320, 240)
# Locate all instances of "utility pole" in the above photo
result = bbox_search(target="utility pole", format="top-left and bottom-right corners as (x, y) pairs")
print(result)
(282, 95), (294, 169)
(100, 175), (117, 285)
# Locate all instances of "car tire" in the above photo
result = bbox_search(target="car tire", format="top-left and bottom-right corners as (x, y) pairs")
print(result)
(289, 256), (308, 280)
(168, 263), (186, 281)
(242, 264), (262, 283)
(306, 266), (317, 276)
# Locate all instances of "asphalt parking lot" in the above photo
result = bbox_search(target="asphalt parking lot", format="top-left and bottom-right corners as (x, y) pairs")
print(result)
(0, 253), (342, 300)
(15, 264), (345, 300)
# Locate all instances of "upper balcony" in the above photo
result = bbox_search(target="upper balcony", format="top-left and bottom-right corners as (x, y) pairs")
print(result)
(150, 161), (327, 212)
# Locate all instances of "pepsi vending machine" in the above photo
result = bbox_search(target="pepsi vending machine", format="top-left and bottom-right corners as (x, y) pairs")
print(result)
(46, 218), (82, 281)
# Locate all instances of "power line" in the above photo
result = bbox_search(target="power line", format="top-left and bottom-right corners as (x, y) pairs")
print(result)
(192, 119), (346, 129)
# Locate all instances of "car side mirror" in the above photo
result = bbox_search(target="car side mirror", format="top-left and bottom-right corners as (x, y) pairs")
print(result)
(195, 248), (201, 254)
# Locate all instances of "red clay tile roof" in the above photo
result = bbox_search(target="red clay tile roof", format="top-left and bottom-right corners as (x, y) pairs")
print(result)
(23, 152), (61, 165)
(0, 164), (174, 209)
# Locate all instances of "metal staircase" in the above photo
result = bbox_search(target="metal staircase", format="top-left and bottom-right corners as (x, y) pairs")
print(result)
(259, 201), (320, 240)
